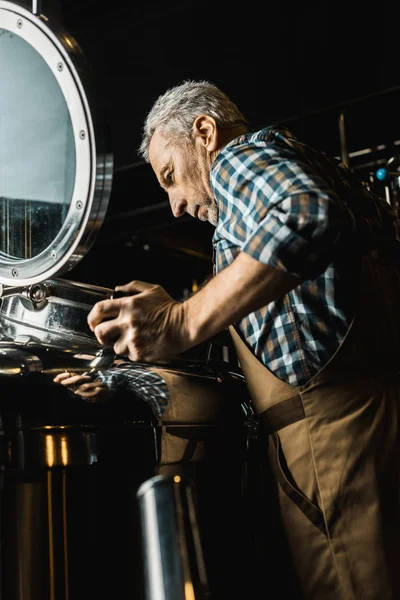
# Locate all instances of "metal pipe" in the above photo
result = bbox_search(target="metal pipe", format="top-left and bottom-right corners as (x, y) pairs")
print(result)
(31, 0), (41, 14)
(338, 111), (350, 168)
(136, 475), (209, 600)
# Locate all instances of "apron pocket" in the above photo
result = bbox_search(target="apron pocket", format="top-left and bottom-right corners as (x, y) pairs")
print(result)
(272, 431), (328, 536)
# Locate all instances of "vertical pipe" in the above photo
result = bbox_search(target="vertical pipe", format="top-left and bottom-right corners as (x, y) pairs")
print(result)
(338, 111), (350, 168)
(31, 1), (42, 15)
(136, 475), (209, 600)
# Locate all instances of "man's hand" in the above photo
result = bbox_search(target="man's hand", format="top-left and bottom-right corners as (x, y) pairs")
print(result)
(87, 254), (301, 365)
(53, 372), (114, 402)
(87, 281), (189, 363)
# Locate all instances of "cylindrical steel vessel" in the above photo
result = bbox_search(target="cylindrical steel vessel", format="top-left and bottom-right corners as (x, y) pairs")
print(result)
(0, 344), (258, 599)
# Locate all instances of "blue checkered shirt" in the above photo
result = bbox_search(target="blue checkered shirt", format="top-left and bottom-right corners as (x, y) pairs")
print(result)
(96, 364), (169, 417)
(211, 126), (398, 386)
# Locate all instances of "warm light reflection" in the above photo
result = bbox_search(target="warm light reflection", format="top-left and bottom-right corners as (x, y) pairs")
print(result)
(61, 436), (69, 466)
(350, 147), (372, 157)
(184, 582), (195, 600)
(64, 36), (74, 49)
(0, 367), (21, 375)
(44, 433), (70, 466)
(174, 475), (181, 483)
(45, 434), (55, 467)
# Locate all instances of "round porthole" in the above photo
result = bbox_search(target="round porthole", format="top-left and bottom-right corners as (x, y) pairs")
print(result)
(0, 1), (113, 286)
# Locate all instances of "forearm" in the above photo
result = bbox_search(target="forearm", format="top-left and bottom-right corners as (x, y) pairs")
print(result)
(184, 251), (301, 346)
(87, 252), (301, 363)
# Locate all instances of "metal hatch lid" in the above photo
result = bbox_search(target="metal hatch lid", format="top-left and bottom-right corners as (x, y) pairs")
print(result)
(0, 0), (113, 287)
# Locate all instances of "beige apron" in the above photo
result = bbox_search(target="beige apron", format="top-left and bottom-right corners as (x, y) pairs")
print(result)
(230, 255), (400, 599)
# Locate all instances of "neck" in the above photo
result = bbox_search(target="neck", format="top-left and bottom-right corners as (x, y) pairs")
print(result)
(211, 124), (248, 163)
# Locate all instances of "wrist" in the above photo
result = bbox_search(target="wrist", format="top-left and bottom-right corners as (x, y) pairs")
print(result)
(180, 299), (198, 348)
(182, 293), (221, 349)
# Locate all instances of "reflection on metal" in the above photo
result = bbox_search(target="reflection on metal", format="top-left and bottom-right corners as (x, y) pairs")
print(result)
(44, 434), (71, 468)
(62, 470), (70, 600)
(382, 156), (400, 214)
(0, 346), (42, 375)
(46, 434), (55, 468)
(338, 111), (350, 168)
(137, 475), (209, 600)
(47, 470), (56, 600)
(0, 282), (51, 302)
(45, 469), (70, 600)
(0, 279), (113, 352)
(84, 347), (116, 372)
(8, 426), (99, 469)
(31, 0), (41, 15)
(44, 468), (70, 600)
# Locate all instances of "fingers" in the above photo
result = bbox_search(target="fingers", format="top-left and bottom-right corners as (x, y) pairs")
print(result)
(90, 319), (123, 348)
(53, 372), (92, 393)
(53, 372), (82, 384)
(88, 281), (163, 336)
(75, 383), (108, 401)
(53, 372), (70, 383)
(86, 279), (179, 362)
(88, 287), (146, 350)
(87, 287), (147, 333)
(87, 297), (122, 332)
(115, 280), (155, 294)
(53, 371), (111, 402)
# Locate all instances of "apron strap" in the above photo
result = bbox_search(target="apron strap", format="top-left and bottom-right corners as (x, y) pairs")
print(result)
(259, 395), (305, 435)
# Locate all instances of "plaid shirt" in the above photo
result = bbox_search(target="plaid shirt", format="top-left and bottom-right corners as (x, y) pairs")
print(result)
(96, 364), (169, 417)
(211, 126), (397, 386)
(89, 127), (399, 400)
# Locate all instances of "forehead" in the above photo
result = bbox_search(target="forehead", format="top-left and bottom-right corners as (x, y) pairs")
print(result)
(148, 129), (175, 175)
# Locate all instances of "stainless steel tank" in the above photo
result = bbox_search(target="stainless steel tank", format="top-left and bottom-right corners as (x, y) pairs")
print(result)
(0, 343), (257, 599)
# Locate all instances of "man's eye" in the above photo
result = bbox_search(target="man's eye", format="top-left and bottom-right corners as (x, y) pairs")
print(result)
(165, 171), (174, 183)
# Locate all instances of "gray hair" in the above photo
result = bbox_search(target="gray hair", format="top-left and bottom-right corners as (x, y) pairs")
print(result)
(138, 79), (248, 162)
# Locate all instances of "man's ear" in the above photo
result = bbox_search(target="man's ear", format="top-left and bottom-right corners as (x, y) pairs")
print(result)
(192, 115), (219, 152)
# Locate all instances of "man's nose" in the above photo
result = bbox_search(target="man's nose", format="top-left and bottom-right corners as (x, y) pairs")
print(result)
(171, 198), (187, 218)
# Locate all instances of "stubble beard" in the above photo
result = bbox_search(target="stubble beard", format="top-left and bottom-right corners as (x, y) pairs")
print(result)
(207, 201), (218, 226)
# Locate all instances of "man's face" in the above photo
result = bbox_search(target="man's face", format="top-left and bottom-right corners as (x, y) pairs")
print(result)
(149, 128), (219, 226)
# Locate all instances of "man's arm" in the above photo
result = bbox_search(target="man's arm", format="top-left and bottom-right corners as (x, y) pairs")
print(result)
(184, 251), (300, 346)
(87, 251), (301, 363)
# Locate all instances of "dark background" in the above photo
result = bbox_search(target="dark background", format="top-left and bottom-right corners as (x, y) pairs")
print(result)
(40, 0), (400, 297)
